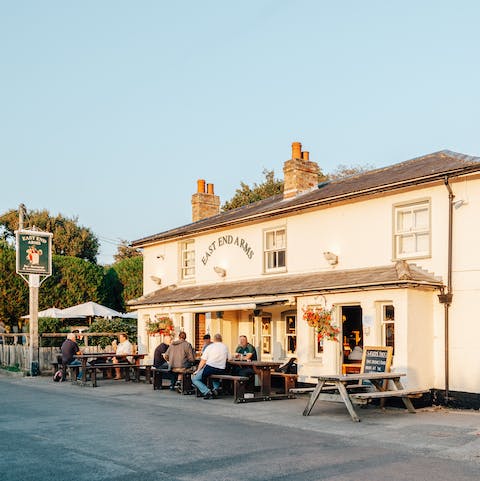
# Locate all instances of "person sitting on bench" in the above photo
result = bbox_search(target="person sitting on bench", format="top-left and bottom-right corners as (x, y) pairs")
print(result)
(164, 331), (195, 390)
(112, 333), (133, 380)
(231, 335), (257, 378)
(192, 333), (229, 399)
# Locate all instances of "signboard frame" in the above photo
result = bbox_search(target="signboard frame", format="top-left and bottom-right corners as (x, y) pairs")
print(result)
(15, 229), (53, 280)
(360, 345), (393, 374)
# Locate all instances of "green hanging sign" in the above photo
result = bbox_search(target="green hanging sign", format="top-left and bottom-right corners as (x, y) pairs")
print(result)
(16, 230), (53, 276)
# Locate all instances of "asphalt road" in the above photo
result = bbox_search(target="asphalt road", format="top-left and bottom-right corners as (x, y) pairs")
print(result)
(1, 375), (479, 481)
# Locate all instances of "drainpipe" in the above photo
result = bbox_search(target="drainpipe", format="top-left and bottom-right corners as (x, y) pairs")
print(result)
(439, 177), (454, 404)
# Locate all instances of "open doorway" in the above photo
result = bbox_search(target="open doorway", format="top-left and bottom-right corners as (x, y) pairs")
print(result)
(341, 305), (363, 368)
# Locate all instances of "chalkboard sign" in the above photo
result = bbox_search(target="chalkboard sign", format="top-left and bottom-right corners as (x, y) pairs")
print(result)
(361, 346), (393, 373)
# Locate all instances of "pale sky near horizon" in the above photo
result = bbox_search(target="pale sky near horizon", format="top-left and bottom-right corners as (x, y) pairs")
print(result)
(1, 1), (479, 264)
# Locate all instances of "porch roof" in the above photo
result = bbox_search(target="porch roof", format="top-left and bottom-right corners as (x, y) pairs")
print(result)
(129, 262), (443, 308)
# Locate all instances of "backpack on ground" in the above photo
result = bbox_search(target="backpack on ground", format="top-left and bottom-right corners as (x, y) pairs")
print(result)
(53, 370), (64, 382)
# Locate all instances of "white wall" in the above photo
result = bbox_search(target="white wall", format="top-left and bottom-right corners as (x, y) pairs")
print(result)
(137, 174), (480, 394)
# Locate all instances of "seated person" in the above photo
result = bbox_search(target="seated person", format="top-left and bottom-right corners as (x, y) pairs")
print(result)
(153, 335), (171, 369)
(164, 331), (195, 390)
(61, 333), (82, 379)
(347, 339), (363, 361)
(201, 333), (212, 353)
(232, 335), (257, 378)
(112, 333), (134, 380)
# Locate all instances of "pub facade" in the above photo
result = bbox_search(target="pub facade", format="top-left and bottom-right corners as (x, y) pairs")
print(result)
(131, 143), (480, 407)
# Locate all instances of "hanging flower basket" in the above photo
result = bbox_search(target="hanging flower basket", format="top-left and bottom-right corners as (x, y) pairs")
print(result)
(146, 316), (174, 336)
(302, 306), (339, 342)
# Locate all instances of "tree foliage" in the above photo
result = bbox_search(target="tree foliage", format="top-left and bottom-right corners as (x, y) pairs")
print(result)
(88, 317), (137, 348)
(222, 169), (284, 211)
(328, 163), (374, 181)
(40, 255), (109, 309)
(0, 208), (99, 263)
(110, 256), (143, 309)
(113, 239), (142, 262)
(0, 241), (28, 325)
(222, 164), (372, 211)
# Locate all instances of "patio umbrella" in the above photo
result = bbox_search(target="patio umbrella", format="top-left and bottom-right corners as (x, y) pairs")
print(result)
(60, 301), (124, 319)
(122, 311), (138, 319)
(21, 307), (86, 319)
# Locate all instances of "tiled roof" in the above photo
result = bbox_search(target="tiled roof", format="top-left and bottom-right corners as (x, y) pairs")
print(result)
(132, 150), (480, 246)
(130, 262), (443, 307)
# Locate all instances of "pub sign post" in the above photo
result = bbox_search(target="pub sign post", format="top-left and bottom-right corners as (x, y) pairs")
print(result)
(15, 229), (53, 376)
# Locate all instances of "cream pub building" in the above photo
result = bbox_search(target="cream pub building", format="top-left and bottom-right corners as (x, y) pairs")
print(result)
(131, 143), (480, 407)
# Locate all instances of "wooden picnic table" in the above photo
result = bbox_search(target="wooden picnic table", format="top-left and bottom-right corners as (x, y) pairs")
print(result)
(303, 372), (427, 422)
(228, 360), (283, 400)
(73, 352), (146, 384)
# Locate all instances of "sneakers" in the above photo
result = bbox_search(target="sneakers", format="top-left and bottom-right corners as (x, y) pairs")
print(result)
(211, 389), (219, 398)
(203, 391), (213, 399)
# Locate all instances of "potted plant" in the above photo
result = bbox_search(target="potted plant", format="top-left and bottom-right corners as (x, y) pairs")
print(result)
(146, 316), (174, 336)
(302, 306), (339, 342)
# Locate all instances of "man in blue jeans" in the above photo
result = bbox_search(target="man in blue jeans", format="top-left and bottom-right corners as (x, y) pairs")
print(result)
(192, 333), (229, 399)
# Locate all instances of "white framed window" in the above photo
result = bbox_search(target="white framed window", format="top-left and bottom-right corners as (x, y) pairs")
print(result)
(261, 316), (272, 355)
(381, 304), (395, 355)
(393, 200), (431, 259)
(282, 311), (297, 356)
(264, 227), (286, 272)
(180, 240), (195, 280)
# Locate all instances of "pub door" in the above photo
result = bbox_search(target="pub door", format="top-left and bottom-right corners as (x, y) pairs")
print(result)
(341, 305), (363, 368)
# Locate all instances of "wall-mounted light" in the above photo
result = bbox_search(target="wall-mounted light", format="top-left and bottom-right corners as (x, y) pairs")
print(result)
(323, 251), (338, 266)
(253, 309), (262, 317)
(453, 199), (467, 209)
(213, 266), (226, 277)
(215, 311), (224, 319)
(150, 275), (162, 285)
(156, 254), (165, 260)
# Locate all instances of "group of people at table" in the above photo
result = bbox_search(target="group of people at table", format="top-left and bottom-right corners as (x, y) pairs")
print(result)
(154, 332), (257, 399)
(61, 332), (135, 380)
(61, 330), (257, 399)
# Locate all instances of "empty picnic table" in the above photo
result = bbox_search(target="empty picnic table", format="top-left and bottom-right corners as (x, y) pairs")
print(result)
(303, 372), (428, 422)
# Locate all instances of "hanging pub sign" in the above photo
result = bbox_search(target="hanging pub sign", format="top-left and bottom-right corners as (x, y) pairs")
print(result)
(15, 230), (53, 276)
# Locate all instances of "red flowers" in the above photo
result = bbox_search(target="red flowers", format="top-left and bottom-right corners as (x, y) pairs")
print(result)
(303, 307), (340, 342)
(146, 316), (174, 336)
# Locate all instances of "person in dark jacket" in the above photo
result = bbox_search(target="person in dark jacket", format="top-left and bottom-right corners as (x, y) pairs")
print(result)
(61, 333), (82, 379)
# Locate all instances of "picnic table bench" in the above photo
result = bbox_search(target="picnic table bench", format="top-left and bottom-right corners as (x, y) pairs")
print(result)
(208, 374), (250, 403)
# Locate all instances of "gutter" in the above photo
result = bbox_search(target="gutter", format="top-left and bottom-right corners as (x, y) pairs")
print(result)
(439, 177), (455, 404)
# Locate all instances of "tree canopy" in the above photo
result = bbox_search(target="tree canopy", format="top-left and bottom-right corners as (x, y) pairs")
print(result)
(222, 164), (372, 211)
(0, 208), (99, 263)
(113, 239), (142, 262)
(222, 169), (284, 211)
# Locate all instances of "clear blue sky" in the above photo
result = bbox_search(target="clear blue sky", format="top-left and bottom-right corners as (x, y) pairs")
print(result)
(1, 1), (479, 264)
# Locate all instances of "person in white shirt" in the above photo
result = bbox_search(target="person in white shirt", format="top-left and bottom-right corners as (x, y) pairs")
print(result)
(112, 333), (134, 380)
(192, 333), (229, 399)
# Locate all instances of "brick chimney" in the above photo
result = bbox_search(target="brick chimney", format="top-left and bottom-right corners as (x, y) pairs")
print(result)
(283, 142), (319, 199)
(191, 179), (220, 222)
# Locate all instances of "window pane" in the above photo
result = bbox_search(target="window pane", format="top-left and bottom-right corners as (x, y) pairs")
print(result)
(276, 230), (286, 248)
(414, 208), (429, 229)
(398, 211), (412, 232)
(266, 231), (275, 249)
(416, 233), (429, 252)
(399, 234), (415, 254)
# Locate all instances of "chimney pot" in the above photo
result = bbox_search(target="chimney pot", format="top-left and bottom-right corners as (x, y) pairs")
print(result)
(207, 183), (214, 194)
(292, 142), (302, 159)
(302, 151), (310, 160)
(197, 179), (206, 193)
